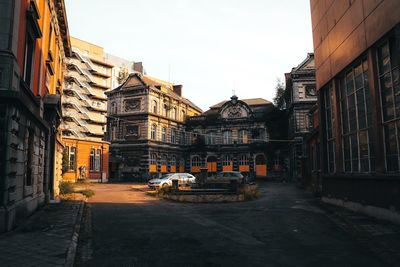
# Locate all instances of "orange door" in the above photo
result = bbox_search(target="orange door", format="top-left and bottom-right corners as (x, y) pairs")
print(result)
(170, 166), (176, 173)
(149, 164), (157, 173)
(160, 165), (167, 173)
(256, 165), (267, 177)
(207, 162), (217, 172)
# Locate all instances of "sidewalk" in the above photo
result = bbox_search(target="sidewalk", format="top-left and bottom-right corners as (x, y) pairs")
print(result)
(0, 200), (84, 267)
(320, 201), (400, 267)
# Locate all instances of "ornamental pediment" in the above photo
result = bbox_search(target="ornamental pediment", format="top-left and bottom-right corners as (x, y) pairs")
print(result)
(220, 96), (252, 119)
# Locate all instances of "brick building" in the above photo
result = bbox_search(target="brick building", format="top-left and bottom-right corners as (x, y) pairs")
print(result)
(310, 0), (400, 221)
(0, 0), (70, 232)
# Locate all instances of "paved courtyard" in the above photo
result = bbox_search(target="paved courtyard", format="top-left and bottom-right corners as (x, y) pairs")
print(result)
(75, 182), (400, 267)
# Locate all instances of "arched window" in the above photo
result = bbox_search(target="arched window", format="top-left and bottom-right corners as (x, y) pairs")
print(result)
(191, 156), (201, 167)
(172, 107), (177, 120)
(161, 154), (167, 165)
(238, 130), (248, 144)
(238, 154), (249, 165)
(222, 155), (231, 166)
(207, 131), (216, 145)
(171, 156), (177, 166)
(152, 100), (158, 114)
(171, 128), (176, 143)
(151, 124), (157, 140)
(163, 104), (168, 117)
(223, 130), (232, 144)
(181, 110), (186, 121)
(150, 153), (157, 164)
(162, 127), (167, 142)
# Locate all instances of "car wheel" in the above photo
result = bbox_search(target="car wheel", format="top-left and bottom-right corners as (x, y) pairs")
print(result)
(162, 183), (169, 188)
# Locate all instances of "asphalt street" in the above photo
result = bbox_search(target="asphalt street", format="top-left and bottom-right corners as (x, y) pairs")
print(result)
(75, 182), (394, 267)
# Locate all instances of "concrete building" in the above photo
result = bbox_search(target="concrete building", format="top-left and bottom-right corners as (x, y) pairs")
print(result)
(104, 53), (136, 89)
(0, 0), (70, 232)
(185, 96), (287, 178)
(310, 0), (400, 222)
(285, 53), (317, 185)
(106, 72), (202, 180)
(61, 37), (112, 181)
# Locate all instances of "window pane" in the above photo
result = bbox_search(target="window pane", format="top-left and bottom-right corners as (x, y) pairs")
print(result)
(351, 134), (359, 172)
(356, 90), (366, 129)
(346, 71), (354, 94)
(378, 43), (390, 74)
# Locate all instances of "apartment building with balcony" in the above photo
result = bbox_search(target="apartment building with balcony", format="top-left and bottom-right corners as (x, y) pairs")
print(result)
(61, 37), (112, 181)
(0, 0), (70, 232)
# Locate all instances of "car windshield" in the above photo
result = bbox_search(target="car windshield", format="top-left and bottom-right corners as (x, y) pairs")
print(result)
(159, 174), (173, 180)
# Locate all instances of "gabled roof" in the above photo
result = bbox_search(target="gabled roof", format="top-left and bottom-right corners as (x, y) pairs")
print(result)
(210, 98), (271, 109)
(291, 53), (315, 73)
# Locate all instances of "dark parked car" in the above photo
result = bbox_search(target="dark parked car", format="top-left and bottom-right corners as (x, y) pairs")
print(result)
(206, 171), (244, 184)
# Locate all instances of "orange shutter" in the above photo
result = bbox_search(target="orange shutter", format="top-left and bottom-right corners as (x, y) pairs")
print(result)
(149, 164), (157, 173)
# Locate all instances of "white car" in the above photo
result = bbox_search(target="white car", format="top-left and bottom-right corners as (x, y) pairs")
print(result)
(147, 173), (196, 189)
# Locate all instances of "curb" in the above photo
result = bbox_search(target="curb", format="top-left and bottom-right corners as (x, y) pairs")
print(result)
(64, 200), (86, 267)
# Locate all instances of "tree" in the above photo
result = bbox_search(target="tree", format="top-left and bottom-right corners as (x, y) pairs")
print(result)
(117, 66), (129, 85)
(273, 79), (286, 110)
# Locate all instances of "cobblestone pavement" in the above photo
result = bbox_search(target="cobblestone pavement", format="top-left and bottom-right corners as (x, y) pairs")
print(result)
(75, 182), (400, 267)
(0, 200), (84, 267)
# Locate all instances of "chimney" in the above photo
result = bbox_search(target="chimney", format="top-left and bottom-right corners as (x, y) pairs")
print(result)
(133, 62), (143, 74)
(173, 85), (182, 96)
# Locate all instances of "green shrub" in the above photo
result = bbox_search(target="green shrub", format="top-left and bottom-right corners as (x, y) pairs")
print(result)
(59, 181), (75, 195)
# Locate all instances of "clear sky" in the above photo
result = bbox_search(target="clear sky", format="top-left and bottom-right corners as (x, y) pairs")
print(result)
(64, 0), (313, 110)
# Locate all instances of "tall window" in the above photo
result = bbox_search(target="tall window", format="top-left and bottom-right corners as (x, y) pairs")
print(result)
(207, 131), (216, 145)
(95, 149), (101, 171)
(171, 128), (176, 143)
(322, 83), (335, 173)
(151, 124), (157, 140)
(90, 149), (95, 171)
(294, 109), (310, 133)
(23, 32), (35, 87)
(181, 110), (186, 121)
(150, 153), (157, 164)
(339, 59), (374, 173)
(222, 155), (231, 166)
(172, 108), (177, 120)
(69, 147), (76, 171)
(162, 127), (167, 142)
(238, 130), (248, 144)
(238, 154), (249, 165)
(191, 156), (201, 167)
(377, 38), (400, 172)
(163, 104), (168, 117)
(152, 100), (158, 114)
(223, 130), (232, 144)
(171, 156), (177, 167)
(161, 154), (167, 166)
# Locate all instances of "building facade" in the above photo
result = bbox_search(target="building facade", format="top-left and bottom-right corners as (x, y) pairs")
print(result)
(106, 72), (202, 180)
(61, 37), (112, 181)
(0, 0), (70, 232)
(285, 53), (317, 185)
(310, 0), (400, 221)
(185, 96), (287, 179)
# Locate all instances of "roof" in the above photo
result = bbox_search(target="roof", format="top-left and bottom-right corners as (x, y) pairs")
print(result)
(210, 98), (271, 109)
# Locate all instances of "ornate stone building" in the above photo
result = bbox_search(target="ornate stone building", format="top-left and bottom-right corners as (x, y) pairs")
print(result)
(106, 72), (202, 180)
(185, 96), (287, 178)
(285, 53), (317, 183)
